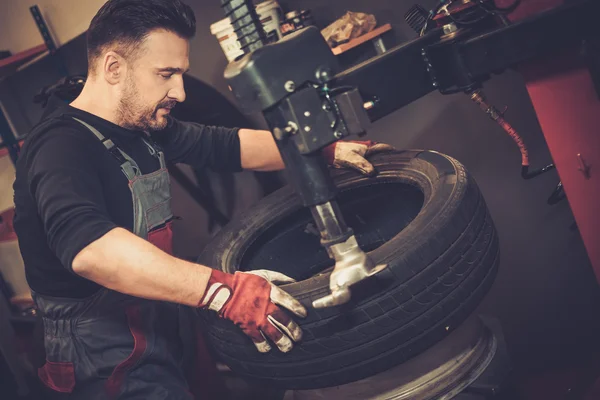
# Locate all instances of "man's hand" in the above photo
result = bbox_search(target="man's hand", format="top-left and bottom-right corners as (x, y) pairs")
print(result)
(323, 140), (395, 176)
(199, 269), (306, 353)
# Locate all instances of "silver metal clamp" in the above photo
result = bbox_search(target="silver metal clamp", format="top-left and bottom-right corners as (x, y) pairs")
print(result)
(309, 202), (387, 309)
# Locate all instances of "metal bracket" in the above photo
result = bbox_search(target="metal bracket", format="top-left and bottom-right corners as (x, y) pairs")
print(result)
(30, 5), (68, 76)
(312, 234), (387, 308)
(309, 202), (387, 308)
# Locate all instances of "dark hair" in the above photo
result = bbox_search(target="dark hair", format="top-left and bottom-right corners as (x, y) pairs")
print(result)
(87, 0), (196, 69)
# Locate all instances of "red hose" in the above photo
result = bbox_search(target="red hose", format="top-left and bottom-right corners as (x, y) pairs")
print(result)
(470, 90), (530, 166)
(495, 116), (530, 166)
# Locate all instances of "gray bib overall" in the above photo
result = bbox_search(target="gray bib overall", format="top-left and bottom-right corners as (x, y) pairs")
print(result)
(33, 118), (221, 399)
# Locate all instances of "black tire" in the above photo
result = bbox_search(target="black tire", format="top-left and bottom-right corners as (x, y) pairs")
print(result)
(198, 150), (500, 390)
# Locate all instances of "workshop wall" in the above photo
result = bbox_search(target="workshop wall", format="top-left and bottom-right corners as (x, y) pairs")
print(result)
(0, 0), (106, 55)
(185, 1), (237, 101)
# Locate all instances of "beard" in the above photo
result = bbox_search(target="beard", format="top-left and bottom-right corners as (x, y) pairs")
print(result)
(117, 77), (177, 133)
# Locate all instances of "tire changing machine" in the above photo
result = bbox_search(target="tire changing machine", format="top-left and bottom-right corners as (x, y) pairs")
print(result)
(214, 0), (598, 398)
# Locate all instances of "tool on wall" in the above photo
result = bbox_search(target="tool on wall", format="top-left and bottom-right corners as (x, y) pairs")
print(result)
(0, 4), (66, 167)
(29, 5), (68, 77)
(216, 0), (598, 308)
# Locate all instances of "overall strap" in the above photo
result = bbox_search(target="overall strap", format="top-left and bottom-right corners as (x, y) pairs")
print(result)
(141, 138), (167, 169)
(71, 117), (140, 180)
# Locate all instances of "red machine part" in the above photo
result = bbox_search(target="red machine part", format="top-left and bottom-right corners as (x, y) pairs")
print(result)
(502, 0), (600, 284)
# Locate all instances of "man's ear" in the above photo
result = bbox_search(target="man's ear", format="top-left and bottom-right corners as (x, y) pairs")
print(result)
(102, 51), (125, 85)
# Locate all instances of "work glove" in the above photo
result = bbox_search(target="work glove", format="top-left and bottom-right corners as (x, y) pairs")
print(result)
(199, 269), (306, 353)
(323, 140), (395, 176)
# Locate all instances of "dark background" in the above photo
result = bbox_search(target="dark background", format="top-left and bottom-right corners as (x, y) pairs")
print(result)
(1, 0), (599, 384)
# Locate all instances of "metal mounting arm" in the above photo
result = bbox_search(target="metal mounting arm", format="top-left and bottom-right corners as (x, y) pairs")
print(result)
(219, 1), (386, 308)
(310, 202), (387, 308)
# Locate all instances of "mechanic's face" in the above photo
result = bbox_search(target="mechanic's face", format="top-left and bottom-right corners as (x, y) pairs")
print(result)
(118, 29), (189, 132)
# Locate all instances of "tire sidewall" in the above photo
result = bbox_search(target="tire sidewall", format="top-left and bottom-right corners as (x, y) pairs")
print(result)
(200, 150), (465, 301)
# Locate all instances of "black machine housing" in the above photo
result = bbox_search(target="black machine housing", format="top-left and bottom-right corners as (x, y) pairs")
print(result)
(223, 24), (374, 206)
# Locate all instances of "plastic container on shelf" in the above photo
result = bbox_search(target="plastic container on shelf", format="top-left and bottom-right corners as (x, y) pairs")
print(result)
(210, 1), (282, 62)
(280, 10), (315, 37)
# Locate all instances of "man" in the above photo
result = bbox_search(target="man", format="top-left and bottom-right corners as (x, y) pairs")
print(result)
(13, 0), (391, 398)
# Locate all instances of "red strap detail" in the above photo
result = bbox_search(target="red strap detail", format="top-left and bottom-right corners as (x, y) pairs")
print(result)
(147, 221), (174, 255)
(186, 321), (228, 400)
(0, 140), (24, 158)
(198, 269), (234, 307)
(0, 208), (18, 243)
(38, 360), (75, 393)
(105, 305), (147, 398)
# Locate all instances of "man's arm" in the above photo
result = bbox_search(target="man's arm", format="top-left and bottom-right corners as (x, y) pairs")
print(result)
(237, 129), (395, 175)
(72, 228), (306, 353)
(72, 227), (210, 306)
(238, 128), (284, 171)
(25, 130), (210, 305)
(154, 120), (284, 172)
(71, 227), (306, 353)
(157, 118), (392, 175)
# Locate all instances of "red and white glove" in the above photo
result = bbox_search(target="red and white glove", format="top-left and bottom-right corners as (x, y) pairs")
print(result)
(198, 269), (306, 353)
(323, 140), (395, 176)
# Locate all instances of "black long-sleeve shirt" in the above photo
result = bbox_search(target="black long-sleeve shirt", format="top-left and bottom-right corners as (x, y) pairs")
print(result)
(13, 97), (241, 298)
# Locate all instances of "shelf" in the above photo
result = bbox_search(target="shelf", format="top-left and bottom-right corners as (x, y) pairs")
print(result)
(0, 44), (48, 80)
(331, 24), (392, 55)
